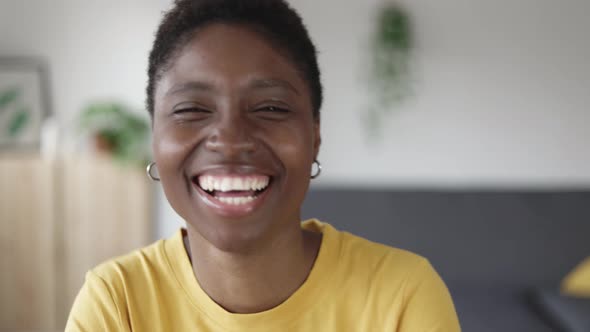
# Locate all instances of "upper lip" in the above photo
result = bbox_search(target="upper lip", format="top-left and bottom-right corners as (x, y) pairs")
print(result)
(190, 164), (275, 179)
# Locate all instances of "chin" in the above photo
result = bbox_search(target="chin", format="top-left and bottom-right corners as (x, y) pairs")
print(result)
(189, 215), (277, 253)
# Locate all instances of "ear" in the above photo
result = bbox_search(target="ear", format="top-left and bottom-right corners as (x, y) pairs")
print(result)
(313, 120), (321, 160)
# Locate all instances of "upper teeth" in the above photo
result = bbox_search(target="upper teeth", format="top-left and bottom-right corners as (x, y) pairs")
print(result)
(198, 175), (270, 192)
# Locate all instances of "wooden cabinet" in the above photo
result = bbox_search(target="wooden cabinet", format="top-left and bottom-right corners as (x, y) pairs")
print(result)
(0, 156), (57, 330)
(0, 155), (152, 330)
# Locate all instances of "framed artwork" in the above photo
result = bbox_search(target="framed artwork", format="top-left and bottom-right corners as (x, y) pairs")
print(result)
(0, 57), (51, 149)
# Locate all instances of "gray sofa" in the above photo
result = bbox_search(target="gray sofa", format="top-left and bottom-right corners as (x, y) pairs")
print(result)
(301, 189), (590, 331)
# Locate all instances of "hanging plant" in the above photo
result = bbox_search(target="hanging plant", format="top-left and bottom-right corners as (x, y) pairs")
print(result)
(365, 4), (413, 137)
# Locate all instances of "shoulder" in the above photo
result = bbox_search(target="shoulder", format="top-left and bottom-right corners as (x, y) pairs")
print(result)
(66, 231), (188, 330)
(308, 220), (439, 291)
(90, 231), (179, 292)
(343, 229), (438, 286)
(318, 220), (429, 277)
(66, 239), (171, 332)
(311, 220), (451, 296)
(341, 228), (424, 262)
(311, 221), (460, 330)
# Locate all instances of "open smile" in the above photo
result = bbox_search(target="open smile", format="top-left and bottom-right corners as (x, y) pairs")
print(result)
(192, 173), (273, 217)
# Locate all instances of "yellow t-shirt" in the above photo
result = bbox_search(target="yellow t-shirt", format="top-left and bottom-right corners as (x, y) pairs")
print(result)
(66, 220), (461, 331)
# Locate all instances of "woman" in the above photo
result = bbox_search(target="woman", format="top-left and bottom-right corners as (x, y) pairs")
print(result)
(66, 0), (461, 331)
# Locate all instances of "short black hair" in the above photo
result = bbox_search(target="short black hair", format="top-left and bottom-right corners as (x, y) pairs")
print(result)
(146, 0), (323, 119)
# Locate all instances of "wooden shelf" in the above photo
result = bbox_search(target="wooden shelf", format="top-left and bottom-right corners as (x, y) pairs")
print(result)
(0, 155), (153, 330)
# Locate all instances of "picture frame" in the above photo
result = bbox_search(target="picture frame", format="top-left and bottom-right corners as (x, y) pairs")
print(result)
(0, 57), (51, 149)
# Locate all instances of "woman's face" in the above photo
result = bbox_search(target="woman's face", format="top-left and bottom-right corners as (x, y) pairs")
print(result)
(152, 23), (320, 251)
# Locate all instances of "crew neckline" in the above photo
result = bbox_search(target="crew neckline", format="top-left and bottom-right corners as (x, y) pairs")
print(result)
(163, 219), (341, 331)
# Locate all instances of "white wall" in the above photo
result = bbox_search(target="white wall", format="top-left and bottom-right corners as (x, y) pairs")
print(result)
(0, 0), (164, 124)
(1, 0), (589, 238)
(295, 0), (590, 188)
(0, 0), (177, 237)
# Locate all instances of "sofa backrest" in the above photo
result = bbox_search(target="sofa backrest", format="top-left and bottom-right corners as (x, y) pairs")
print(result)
(301, 189), (590, 287)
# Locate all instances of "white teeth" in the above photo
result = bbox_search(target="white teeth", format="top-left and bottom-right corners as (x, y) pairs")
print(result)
(198, 175), (270, 192)
(235, 178), (245, 190)
(217, 196), (256, 205)
(243, 178), (252, 190)
(252, 180), (260, 191)
(220, 178), (231, 192)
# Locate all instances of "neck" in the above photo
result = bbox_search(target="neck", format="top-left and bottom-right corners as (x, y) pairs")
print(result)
(184, 222), (321, 314)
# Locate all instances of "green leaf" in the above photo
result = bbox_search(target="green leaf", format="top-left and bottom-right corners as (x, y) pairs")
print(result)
(0, 87), (20, 110)
(8, 107), (30, 137)
(377, 7), (412, 50)
(78, 101), (151, 167)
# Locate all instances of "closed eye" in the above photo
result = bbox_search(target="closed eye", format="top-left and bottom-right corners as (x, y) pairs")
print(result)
(173, 107), (212, 115)
(255, 106), (290, 113)
(171, 106), (213, 123)
(252, 106), (292, 121)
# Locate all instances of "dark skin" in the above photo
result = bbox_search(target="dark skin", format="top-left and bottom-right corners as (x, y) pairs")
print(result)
(151, 23), (322, 314)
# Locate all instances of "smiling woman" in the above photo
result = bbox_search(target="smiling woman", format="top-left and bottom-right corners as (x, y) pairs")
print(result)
(152, 22), (320, 256)
(65, 0), (460, 331)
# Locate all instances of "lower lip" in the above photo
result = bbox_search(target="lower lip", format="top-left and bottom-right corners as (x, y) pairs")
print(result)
(193, 182), (271, 218)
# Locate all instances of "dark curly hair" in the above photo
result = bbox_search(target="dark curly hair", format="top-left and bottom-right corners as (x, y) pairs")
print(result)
(146, 0), (323, 119)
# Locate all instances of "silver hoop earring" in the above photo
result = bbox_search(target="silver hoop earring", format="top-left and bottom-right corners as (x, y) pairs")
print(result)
(146, 162), (160, 182)
(311, 159), (322, 179)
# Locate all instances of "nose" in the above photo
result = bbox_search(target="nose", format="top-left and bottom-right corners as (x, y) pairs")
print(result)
(205, 112), (256, 157)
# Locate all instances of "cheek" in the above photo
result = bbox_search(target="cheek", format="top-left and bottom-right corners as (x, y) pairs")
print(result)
(152, 121), (203, 195)
(264, 121), (315, 173)
(152, 122), (201, 218)
(268, 122), (315, 217)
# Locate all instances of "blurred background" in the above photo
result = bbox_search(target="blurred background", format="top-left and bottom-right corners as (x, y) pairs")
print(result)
(1, 0), (589, 331)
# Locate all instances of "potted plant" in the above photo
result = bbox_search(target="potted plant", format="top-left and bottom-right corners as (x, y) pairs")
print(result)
(78, 102), (150, 167)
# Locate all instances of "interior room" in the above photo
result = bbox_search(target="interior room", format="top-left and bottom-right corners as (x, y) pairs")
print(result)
(1, 0), (589, 331)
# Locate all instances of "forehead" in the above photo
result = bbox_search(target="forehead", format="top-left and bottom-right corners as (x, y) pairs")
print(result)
(158, 23), (307, 95)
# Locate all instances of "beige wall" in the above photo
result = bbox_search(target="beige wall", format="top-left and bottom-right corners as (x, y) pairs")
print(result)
(1, 0), (589, 238)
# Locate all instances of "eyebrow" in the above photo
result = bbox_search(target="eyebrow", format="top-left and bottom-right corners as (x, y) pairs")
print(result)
(165, 78), (300, 97)
(248, 78), (300, 95)
(166, 81), (214, 97)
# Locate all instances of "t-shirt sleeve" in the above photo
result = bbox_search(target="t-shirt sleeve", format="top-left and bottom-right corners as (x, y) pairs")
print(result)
(398, 258), (461, 332)
(65, 271), (127, 332)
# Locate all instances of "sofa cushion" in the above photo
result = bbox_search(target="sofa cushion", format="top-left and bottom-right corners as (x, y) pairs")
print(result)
(447, 283), (554, 332)
(302, 190), (590, 286)
(531, 289), (590, 332)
